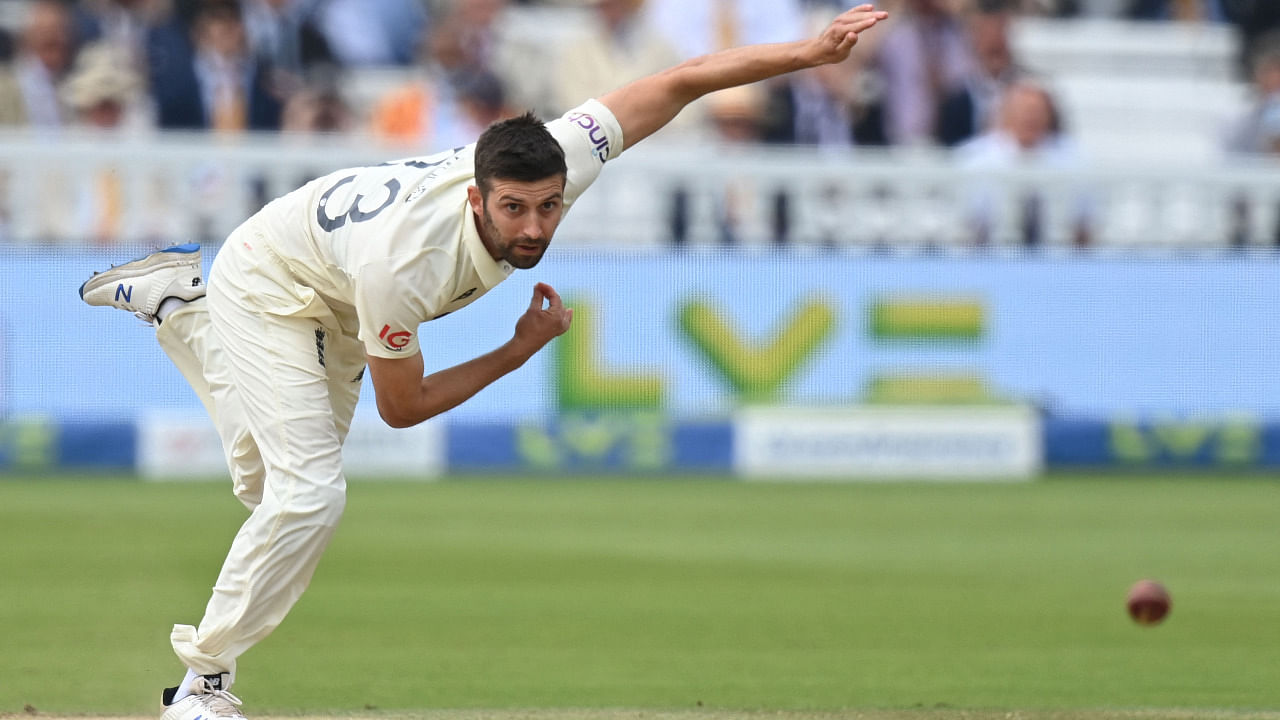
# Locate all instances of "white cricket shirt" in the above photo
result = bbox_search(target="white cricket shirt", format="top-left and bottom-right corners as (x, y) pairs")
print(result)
(249, 99), (624, 358)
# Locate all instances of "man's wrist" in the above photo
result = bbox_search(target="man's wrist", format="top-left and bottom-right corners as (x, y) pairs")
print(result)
(794, 38), (824, 70)
(502, 336), (541, 368)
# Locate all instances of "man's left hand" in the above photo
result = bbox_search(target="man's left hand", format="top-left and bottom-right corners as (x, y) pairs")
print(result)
(807, 4), (890, 67)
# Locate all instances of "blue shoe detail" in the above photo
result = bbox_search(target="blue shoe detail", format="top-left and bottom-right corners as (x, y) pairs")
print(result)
(78, 243), (201, 302)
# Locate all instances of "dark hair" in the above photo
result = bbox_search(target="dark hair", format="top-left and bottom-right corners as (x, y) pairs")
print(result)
(1253, 29), (1280, 72)
(193, 0), (243, 24)
(973, 0), (1015, 13)
(473, 112), (566, 195)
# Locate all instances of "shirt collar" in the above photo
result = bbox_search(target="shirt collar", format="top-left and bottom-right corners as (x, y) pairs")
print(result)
(462, 202), (515, 288)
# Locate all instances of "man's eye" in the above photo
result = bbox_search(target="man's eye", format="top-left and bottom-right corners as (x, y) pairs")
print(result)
(506, 203), (521, 213)
(542, 202), (558, 211)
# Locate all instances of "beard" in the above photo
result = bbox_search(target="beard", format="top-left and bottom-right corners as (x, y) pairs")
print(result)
(481, 205), (548, 270)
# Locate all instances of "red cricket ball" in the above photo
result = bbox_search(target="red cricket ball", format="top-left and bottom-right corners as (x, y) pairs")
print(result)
(1126, 579), (1171, 626)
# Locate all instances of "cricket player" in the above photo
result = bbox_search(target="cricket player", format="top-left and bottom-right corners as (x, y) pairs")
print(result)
(79, 6), (888, 720)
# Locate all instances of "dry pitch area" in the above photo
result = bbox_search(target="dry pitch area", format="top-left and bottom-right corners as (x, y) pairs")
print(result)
(11, 711), (1280, 720)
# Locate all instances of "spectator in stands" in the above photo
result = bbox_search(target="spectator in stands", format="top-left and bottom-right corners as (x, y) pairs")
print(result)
(1224, 30), (1280, 245)
(0, 25), (12, 62)
(430, 0), (549, 115)
(759, 4), (887, 147)
(551, 0), (684, 122)
(1224, 1), (1280, 80)
(707, 83), (767, 142)
(240, 0), (335, 100)
(644, 0), (805, 60)
(873, 0), (975, 145)
(148, 0), (283, 131)
(315, 0), (427, 66)
(371, 0), (522, 148)
(672, 84), (789, 246)
(760, 49), (887, 146)
(957, 79), (1093, 247)
(420, 0), (515, 84)
(1226, 30), (1280, 155)
(1126, 0), (1223, 21)
(1027, 0), (1087, 16)
(73, 0), (170, 71)
(641, 0), (807, 140)
(49, 41), (148, 245)
(63, 41), (144, 131)
(279, 76), (355, 193)
(435, 69), (511, 148)
(280, 77), (353, 134)
(374, 65), (510, 149)
(0, 0), (76, 127)
(936, 0), (1024, 146)
(1049, 0), (1224, 18)
(761, 60), (888, 147)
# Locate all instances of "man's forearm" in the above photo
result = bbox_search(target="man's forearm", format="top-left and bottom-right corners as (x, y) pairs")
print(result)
(370, 283), (573, 429)
(602, 40), (817, 148)
(666, 41), (815, 107)
(375, 340), (534, 428)
(599, 5), (887, 148)
(408, 341), (533, 425)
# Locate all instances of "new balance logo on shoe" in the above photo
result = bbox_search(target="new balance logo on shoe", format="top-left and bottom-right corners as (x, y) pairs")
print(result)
(202, 674), (224, 691)
(81, 244), (206, 322)
(160, 672), (244, 720)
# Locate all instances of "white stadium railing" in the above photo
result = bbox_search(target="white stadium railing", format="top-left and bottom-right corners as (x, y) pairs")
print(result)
(3, 130), (1280, 250)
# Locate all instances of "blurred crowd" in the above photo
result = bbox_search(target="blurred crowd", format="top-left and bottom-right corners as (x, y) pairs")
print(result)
(1, 0), (1278, 247)
(2, 0), (1274, 143)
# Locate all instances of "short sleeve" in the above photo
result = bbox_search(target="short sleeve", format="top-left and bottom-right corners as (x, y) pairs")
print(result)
(544, 99), (625, 206)
(354, 253), (448, 359)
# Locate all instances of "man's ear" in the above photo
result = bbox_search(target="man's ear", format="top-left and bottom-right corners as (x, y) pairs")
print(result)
(466, 185), (484, 216)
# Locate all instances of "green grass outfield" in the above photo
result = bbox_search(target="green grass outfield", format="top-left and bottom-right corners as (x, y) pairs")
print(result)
(1, 474), (1278, 719)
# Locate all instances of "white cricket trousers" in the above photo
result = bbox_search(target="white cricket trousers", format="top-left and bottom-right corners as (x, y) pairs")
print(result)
(155, 224), (367, 681)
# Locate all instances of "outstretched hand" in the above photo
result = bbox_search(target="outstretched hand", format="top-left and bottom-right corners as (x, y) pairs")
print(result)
(809, 4), (889, 66)
(513, 282), (573, 352)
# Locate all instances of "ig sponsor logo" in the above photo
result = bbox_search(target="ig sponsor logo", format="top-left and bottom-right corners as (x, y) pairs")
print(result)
(379, 324), (412, 350)
(568, 112), (610, 163)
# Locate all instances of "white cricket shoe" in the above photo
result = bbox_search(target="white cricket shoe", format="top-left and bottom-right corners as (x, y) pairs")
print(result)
(161, 674), (247, 720)
(80, 243), (205, 322)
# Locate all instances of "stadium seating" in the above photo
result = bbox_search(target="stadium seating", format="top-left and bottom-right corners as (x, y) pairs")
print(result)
(1010, 17), (1248, 162)
(0, 8), (1273, 249)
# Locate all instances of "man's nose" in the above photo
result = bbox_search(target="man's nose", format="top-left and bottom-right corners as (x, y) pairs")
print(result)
(525, 216), (547, 240)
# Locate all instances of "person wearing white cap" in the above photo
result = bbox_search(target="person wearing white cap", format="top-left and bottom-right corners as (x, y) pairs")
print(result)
(62, 41), (142, 129)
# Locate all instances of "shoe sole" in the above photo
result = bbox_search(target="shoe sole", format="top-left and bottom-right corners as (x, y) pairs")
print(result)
(79, 243), (202, 300)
